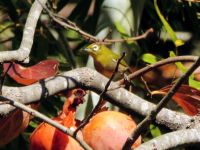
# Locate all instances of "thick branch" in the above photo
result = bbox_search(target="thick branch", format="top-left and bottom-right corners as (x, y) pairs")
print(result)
(135, 128), (200, 150)
(0, 0), (47, 62)
(0, 67), (195, 131)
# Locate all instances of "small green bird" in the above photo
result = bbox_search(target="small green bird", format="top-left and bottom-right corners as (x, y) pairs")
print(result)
(84, 43), (131, 78)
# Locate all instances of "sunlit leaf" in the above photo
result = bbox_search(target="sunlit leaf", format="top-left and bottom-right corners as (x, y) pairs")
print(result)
(29, 121), (38, 128)
(170, 51), (200, 89)
(169, 51), (187, 73)
(189, 78), (200, 90)
(66, 29), (81, 39)
(150, 124), (162, 138)
(141, 53), (157, 64)
(114, 21), (128, 36)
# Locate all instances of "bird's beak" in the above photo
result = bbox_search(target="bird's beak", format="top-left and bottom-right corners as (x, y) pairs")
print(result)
(83, 48), (90, 52)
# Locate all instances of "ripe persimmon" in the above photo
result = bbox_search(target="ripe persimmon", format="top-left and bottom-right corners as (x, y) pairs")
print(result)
(30, 118), (83, 150)
(82, 111), (141, 150)
(30, 89), (85, 150)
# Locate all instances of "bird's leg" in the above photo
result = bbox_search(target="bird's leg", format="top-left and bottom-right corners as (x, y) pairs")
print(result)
(120, 72), (134, 92)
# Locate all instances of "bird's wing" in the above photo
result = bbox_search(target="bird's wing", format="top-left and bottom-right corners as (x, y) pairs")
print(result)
(112, 58), (129, 73)
(112, 58), (128, 67)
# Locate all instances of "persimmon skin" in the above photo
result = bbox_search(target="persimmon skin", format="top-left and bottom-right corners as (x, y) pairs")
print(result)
(30, 118), (83, 150)
(30, 89), (85, 150)
(82, 111), (141, 150)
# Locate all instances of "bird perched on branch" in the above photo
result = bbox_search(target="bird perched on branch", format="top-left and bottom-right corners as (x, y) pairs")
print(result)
(83, 43), (131, 78)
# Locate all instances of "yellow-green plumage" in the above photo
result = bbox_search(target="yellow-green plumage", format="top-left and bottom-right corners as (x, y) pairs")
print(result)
(84, 43), (130, 77)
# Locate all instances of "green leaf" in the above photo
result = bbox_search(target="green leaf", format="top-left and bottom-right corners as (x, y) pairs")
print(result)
(29, 121), (38, 128)
(169, 51), (187, 73)
(169, 51), (200, 90)
(154, 0), (184, 47)
(150, 124), (162, 138)
(0, 21), (13, 31)
(114, 21), (135, 44)
(65, 29), (81, 39)
(114, 21), (128, 36)
(189, 77), (200, 90)
(141, 53), (157, 64)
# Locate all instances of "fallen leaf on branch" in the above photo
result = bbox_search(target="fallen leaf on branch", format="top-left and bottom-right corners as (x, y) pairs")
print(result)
(152, 84), (200, 116)
(30, 89), (86, 150)
(3, 59), (59, 85)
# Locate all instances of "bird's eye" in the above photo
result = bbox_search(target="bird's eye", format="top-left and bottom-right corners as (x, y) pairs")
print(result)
(92, 44), (99, 51)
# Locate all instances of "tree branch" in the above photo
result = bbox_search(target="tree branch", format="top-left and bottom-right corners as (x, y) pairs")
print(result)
(135, 127), (200, 150)
(0, 95), (92, 150)
(0, 0), (47, 62)
(122, 57), (200, 150)
(38, 2), (153, 44)
(0, 67), (196, 131)
(117, 55), (198, 85)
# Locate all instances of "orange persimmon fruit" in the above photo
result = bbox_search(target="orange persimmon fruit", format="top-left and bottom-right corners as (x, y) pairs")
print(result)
(30, 89), (85, 150)
(82, 111), (141, 150)
(29, 118), (83, 150)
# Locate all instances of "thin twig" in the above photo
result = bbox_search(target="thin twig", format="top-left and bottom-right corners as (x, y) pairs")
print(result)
(102, 28), (154, 44)
(73, 52), (126, 136)
(38, 1), (153, 44)
(36, 0), (97, 42)
(122, 56), (200, 150)
(140, 76), (152, 96)
(117, 56), (198, 85)
(53, 16), (153, 44)
(0, 96), (92, 150)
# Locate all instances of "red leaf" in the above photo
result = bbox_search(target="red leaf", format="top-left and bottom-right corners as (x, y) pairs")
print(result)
(152, 84), (200, 116)
(30, 89), (86, 150)
(3, 59), (59, 85)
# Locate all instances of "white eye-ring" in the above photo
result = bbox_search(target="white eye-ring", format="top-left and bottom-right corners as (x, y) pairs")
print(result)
(92, 44), (99, 51)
